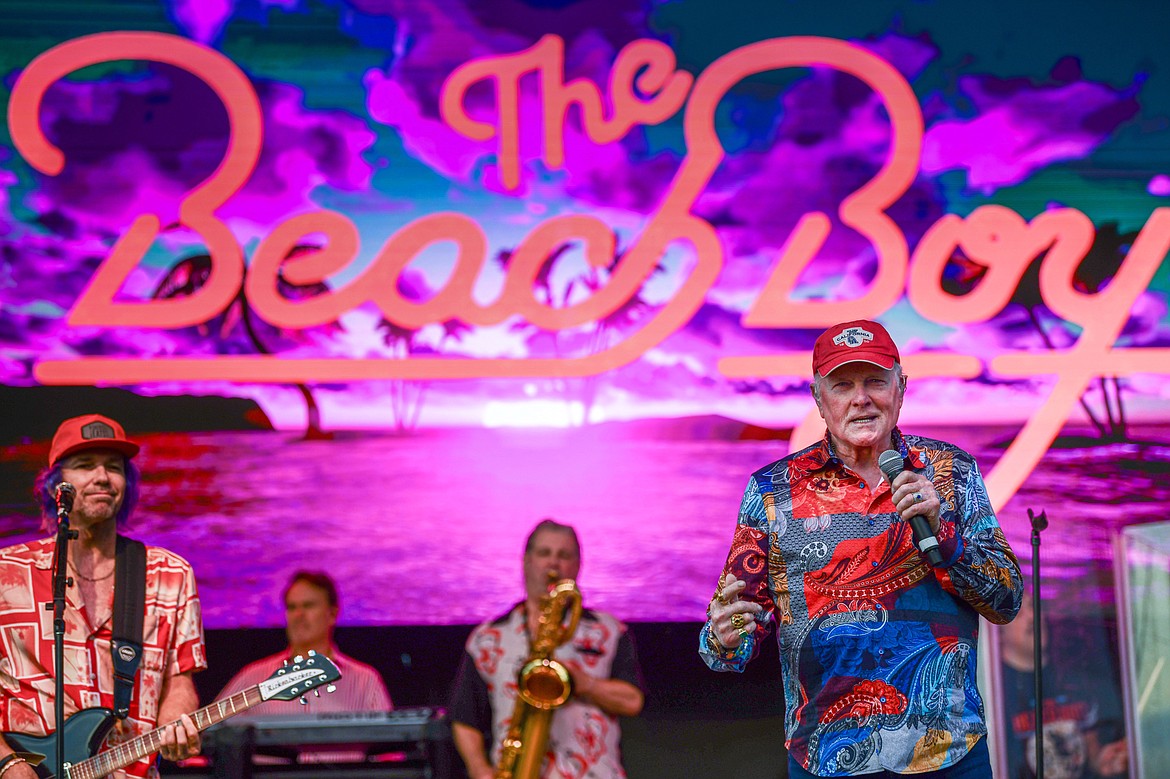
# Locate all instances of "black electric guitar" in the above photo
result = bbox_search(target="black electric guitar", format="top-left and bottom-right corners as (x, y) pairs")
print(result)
(3, 652), (340, 779)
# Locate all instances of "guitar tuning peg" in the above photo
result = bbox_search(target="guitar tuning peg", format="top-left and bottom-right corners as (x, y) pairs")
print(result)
(299, 696), (308, 705)
(307, 649), (317, 656)
(281, 659), (289, 667)
(326, 684), (337, 693)
(292, 655), (304, 663)
(313, 690), (321, 698)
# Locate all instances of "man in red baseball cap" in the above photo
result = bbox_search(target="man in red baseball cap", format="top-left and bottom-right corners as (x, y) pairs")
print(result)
(0, 414), (206, 779)
(702, 320), (1022, 778)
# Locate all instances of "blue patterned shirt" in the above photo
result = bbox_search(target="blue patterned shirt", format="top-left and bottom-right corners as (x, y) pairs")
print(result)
(700, 429), (1022, 776)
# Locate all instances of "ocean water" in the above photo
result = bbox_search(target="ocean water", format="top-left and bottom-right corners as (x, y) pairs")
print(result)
(2, 425), (1168, 628)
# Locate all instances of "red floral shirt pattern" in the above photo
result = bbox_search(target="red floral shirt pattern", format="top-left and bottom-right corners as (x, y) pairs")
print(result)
(0, 537), (207, 778)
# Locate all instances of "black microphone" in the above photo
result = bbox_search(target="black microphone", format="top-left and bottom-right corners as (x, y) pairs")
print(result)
(54, 482), (76, 517)
(878, 450), (943, 567)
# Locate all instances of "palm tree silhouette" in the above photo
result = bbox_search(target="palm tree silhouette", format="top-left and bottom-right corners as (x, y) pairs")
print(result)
(374, 267), (471, 432)
(942, 221), (1137, 440)
(152, 246), (335, 439)
(496, 240), (662, 424)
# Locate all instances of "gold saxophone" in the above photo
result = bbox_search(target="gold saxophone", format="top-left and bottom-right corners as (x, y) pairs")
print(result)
(494, 575), (583, 779)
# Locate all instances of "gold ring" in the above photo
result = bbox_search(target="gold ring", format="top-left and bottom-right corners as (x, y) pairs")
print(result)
(737, 627), (751, 640)
(731, 613), (745, 628)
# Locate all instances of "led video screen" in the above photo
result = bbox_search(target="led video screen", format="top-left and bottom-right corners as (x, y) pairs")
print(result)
(1, 0), (1168, 637)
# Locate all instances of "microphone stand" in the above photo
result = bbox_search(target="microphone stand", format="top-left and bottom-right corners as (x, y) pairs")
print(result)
(1028, 508), (1048, 779)
(48, 497), (77, 777)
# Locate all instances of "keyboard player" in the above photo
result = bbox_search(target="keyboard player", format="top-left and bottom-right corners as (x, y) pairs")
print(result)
(215, 571), (392, 718)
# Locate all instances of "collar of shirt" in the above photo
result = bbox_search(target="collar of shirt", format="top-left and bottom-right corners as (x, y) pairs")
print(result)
(29, 537), (59, 569)
(789, 427), (925, 480)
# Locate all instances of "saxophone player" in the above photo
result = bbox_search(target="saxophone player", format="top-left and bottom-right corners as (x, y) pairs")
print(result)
(450, 519), (645, 779)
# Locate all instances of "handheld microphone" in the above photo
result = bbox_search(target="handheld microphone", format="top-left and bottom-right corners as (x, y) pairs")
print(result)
(878, 450), (943, 567)
(54, 482), (76, 517)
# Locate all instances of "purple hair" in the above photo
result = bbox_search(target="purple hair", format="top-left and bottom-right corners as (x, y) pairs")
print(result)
(34, 458), (141, 532)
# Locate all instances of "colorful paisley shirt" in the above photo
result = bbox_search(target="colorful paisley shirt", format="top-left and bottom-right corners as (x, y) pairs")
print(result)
(699, 429), (1022, 776)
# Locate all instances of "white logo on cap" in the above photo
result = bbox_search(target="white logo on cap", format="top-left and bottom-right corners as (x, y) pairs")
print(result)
(832, 326), (874, 348)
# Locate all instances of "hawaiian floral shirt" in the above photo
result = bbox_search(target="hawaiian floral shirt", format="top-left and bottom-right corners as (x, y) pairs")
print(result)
(451, 605), (642, 779)
(0, 537), (206, 778)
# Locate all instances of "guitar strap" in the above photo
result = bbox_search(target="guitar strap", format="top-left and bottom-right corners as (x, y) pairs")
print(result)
(111, 535), (146, 720)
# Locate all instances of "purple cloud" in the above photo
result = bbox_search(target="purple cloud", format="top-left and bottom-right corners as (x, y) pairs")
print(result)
(20, 64), (374, 238)
(921, 67), (1139, 193)
(171, 0), (235, 44)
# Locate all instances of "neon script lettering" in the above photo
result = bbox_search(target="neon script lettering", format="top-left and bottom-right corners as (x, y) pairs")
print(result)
(9, 32), (1170, 508)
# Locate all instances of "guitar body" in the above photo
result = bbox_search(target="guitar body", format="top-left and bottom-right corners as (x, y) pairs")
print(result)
(5, 708), (116, 778)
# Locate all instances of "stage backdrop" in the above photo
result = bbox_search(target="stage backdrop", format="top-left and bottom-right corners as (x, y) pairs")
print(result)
(1, 0), (1168, 656)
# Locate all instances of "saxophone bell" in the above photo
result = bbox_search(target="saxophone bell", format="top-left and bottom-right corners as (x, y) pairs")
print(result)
(518, 658), (573, 709)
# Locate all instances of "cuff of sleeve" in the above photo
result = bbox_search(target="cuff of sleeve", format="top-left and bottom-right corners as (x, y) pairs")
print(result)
(705, 625), (737, 658)
(698, 622), (750, 669)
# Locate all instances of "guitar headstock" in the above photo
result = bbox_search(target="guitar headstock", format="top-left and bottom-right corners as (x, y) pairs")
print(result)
(258, 651), (342, 702)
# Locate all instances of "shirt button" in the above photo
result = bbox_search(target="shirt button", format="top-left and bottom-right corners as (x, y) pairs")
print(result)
(871, 561), (878, 567)
(858, 481), (866, 488)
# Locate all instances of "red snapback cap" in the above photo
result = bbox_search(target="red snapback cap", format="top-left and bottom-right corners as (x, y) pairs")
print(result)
(49, 414), (140, 466)
(812, 320), (900, 376)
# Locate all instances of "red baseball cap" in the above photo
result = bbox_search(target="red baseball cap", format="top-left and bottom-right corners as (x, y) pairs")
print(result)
(812, 320), (900, 376)
(49, 414), (140, 467)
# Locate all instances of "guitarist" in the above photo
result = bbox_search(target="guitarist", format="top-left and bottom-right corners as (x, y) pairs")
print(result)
(0, 414), (206, 778)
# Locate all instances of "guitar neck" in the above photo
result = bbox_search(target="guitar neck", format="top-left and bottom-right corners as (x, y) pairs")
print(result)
(68, 686), (265, 779)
